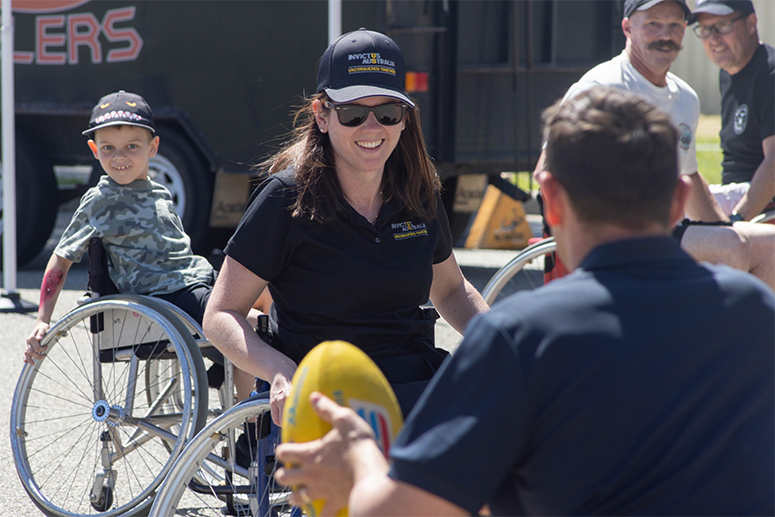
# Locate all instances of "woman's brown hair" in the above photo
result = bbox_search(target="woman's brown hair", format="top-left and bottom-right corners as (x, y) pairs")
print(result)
(258, 93), (440, 223)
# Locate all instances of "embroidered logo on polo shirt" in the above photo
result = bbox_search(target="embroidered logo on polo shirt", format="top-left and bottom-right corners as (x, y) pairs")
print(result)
(734, 104), (748, 135)
(392, 221), (428, 240)
(677, 123), (692, 150)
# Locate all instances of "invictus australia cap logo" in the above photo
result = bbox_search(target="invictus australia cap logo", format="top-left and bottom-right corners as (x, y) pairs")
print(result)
(348, 53), (397, 77)
(677, 123), (692, 150)
(734, 104), (748, 135)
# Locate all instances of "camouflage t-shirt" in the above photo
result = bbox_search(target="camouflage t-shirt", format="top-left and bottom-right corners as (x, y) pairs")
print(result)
(55, 176), (214, 295)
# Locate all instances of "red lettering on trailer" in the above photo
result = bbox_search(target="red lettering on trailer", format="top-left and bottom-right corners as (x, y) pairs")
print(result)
(67, 12), (100, 63)
(19, 7), (143, 65)
(36, 15), (66, 65)
(102, 7), (142, 63)
(14, 51), (34, 64)
(13, 0), (90, 14)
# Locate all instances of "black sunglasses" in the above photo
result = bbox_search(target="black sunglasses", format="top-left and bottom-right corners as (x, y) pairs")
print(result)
(324, 100), (408, 127)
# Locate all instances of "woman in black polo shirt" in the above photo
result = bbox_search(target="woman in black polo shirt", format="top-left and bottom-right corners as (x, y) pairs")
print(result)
(203, 29), (488, 425)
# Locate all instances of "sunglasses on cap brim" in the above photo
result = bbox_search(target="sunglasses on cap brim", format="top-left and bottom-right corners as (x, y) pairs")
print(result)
(324, 100), (409, 127)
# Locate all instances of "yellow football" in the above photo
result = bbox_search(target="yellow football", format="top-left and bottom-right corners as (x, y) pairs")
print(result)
(282, 340), (403, 517)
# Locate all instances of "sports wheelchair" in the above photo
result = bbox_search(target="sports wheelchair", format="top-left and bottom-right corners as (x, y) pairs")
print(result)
(10, 239), (248, 516)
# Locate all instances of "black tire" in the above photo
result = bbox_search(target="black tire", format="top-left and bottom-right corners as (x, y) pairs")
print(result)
(0, 135), (59, 267)
(90, 486), (113, 512)
(150, 126), (215, 257)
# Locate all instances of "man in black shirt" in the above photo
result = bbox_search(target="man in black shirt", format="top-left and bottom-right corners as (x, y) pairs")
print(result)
(693, 0), (774, 221)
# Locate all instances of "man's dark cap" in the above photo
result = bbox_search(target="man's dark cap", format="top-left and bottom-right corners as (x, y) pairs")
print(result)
(693, 0), (755, 17)
(316, 28), (414, 107)
(623, 0), (693, 21)
(83, 90), (155, 136)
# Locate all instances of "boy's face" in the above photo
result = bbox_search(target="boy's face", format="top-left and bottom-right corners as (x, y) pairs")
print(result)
(88, 125), (159, 185)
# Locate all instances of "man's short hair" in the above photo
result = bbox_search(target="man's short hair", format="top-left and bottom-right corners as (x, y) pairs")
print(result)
(543, 87), (679, 229)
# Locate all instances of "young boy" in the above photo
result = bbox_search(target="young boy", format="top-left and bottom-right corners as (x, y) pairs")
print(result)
(23, 90), (261, 400)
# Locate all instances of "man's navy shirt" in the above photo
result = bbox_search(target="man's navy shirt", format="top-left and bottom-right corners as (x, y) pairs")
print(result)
(390, 237), (775, 515)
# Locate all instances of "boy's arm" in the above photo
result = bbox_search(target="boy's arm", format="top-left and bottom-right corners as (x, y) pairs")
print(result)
(24, 254), (73, 364)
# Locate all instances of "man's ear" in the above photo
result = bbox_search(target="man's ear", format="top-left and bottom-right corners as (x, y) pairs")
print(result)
(669, 175), (692, 227)
(622, 17), (631, 39)
(746, 13), (757, 36)
(536, 170), (565, 228)
(87, 139), (99, 159)
(149, 135), (160, 158)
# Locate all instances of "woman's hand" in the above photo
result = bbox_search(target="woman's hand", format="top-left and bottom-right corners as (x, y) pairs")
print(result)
(270, 372), (294, 426)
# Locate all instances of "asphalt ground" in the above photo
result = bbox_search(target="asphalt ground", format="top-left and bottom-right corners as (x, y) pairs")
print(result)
(0, 200), (541, 515)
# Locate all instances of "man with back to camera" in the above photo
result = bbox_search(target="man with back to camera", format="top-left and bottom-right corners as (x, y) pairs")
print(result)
(532, 0), (775, 290)
(692, 0), (774, 222)
(273, 87), (775, 515)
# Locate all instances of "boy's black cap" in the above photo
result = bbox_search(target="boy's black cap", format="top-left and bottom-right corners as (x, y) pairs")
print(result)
(83, 90), (155, 136)
(692, 0), (755, 17)
(623, 0), (693, 21)
(316, 28), (414, 107)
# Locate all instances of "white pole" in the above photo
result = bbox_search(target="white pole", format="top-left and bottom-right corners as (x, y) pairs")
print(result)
(328, 0), (342, 44)
(1, 0), (17, 294)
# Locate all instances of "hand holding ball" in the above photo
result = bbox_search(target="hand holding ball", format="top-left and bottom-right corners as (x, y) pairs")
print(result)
(281, 341), (403, 516)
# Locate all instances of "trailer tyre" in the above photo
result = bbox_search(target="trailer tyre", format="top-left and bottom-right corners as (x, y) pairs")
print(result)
(0, 136), (59, 267)
(151, 127), (215, 257)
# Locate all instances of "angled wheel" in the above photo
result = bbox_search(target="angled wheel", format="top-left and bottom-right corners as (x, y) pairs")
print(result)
(481, 238), (557, 306)
(150, 395), (292, 517)
(11, 296), (207, 517)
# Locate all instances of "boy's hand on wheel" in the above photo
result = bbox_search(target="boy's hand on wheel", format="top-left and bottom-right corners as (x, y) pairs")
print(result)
(24, 323), (50, 364)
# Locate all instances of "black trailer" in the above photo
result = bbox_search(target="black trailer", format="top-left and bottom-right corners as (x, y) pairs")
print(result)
(5, 0), (625, 265)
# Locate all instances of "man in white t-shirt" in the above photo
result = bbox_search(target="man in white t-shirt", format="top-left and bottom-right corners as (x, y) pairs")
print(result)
(535, 0), (774, 289)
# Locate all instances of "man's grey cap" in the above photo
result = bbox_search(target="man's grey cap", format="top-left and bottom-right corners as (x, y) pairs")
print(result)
(693, 0), (755, 17)
(623, 0), (693, 21)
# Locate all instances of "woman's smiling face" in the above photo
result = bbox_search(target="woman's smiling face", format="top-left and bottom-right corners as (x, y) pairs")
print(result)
(314, 96), (405, 178)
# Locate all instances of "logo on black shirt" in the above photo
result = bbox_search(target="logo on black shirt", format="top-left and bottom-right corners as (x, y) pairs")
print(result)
(392, 221), (428, 240)
(734, 104), (748, 135)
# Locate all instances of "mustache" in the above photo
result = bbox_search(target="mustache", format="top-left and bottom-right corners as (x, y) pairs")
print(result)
(648, 40), (683, 52)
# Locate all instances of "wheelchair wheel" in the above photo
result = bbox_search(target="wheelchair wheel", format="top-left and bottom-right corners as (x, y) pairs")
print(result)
(481, 238), (557, 306)
(150, 395), (292, 517)
(11, 296), (208, 517)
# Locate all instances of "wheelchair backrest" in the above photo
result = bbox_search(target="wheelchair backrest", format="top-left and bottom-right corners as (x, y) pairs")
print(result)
(87, 238), (119, 297)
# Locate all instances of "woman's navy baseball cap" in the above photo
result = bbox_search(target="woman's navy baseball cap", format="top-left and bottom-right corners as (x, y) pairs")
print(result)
(316, 28), (415, 107)
(83, 90), (155, 136)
